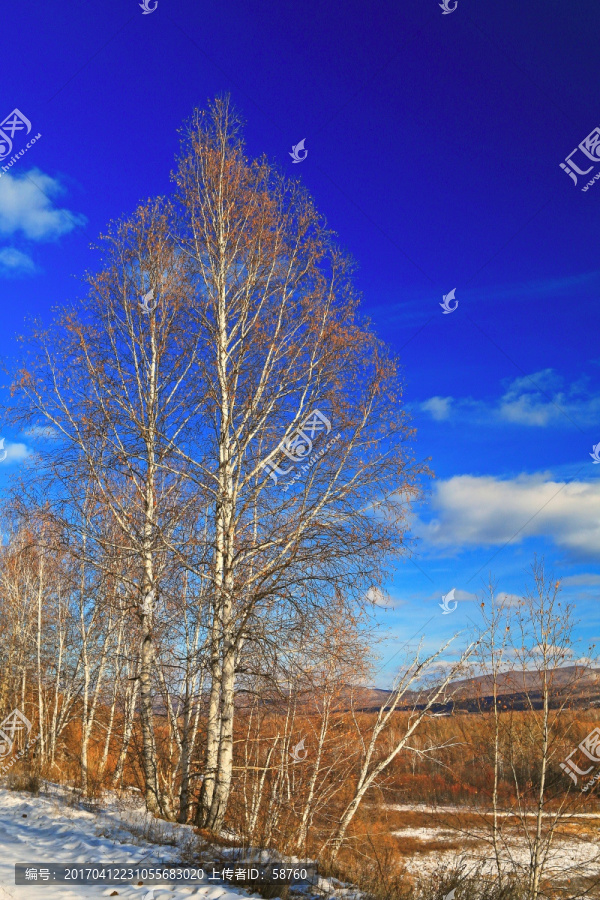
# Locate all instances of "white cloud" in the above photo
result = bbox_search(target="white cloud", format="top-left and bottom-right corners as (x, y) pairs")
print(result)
(434, 588), (477, 603)
(0, 441), (30, 463)
(562, 574), (600, 587)
(419, 369), (600, 429)
(573, 656), (597, 666)
(0, 168), (85, 241)
(496, 592), (522, 606)
(0, 246), (37, 276)
(498, 369), (578, 427)
(421, 396), (453, 421)
(454, 589), (477, 602)
(530, 644), (572, 658)
(417, 473), (600, 559)
(366, 586), (388, 606)
(366, 587), (406, 608)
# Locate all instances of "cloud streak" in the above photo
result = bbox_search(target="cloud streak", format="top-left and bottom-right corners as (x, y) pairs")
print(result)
(0, 247), (37, 276)
(416, 473), (600, 560)
(419, 369), (600, 429)
(0, 168), (85, 241)
(0, 441), (30, 464)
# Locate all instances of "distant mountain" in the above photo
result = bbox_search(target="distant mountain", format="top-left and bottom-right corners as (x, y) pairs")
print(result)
(229, 666), (600, 717)
(350, 666), (600, 714)
(447, 665), (600, 698)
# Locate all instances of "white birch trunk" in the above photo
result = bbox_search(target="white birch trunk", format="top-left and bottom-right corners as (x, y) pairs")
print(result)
(35, 554), (46, 765)
(112, 654), (140, 788)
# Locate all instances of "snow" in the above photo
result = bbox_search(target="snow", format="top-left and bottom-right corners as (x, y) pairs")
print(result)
(386, 803), (600, 817)
(13, 785), (597, 900)
(0, 786), (261, 900)
(390, 821), (600, 878)
(2, 785), (596, 899)
(0, 786), (361, 900)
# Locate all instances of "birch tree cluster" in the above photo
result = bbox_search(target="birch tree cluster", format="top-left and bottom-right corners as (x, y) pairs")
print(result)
(0, 96), (437, 853)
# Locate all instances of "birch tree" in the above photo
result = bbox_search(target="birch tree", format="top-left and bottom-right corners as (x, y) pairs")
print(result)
(488, 562), (597, 900)
(326, 636), (479, 860)
(171, 96), (426, 831)
(9, 203), (209, 816)
(7, 96), (428, 831)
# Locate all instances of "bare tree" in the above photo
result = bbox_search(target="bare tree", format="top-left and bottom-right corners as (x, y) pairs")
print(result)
(326, 635), (478, 861)
(9, 202), (207, 816)
(500, 562), (597, 900)
(6, 97), (428, 835)
(456, 562), (600, 900)
(171, 96), (426, 831)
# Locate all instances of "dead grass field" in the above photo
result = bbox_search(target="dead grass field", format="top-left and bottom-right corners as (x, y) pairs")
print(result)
(367, 804), (600, 885)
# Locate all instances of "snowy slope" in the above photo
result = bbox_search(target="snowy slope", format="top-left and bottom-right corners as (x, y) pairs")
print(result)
(0, 786), (260, 900)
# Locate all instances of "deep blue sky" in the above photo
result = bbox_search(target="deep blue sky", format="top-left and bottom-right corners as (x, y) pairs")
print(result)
(1, 0), (599, 683)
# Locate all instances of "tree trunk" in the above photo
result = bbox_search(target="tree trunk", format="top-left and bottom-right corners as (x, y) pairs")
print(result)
(206, 634), (236, 831)
(178, 665), (205, 823)
(296, 693), (331, 852)
(138, 609), (163, 816)
(99, 612), (125, 781)
(36, 556), (46, 766)
(112, 655), (140, 788)
(195, 609), (223, 826)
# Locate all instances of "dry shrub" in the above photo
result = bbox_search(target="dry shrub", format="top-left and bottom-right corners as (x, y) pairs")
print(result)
(323, 853), (528, 900)
(5, 769), (41, 794)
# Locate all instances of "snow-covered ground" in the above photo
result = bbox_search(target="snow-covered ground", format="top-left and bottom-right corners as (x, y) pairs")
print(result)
(0, 785), (362, 900)
(386, 803), (600, 818)
(6, 784), (594, 900)
(0, 785), (258, 900)
(390, 821), (600, 879)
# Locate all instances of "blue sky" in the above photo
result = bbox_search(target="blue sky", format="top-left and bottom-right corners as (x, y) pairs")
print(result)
(1, 0), (599, 685)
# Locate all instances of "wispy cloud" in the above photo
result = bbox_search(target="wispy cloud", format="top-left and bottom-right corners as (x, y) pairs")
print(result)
(0, 246), (37, 277)
(0, 441), (30, 464)
(421, 396), (454, 421)
(375, 271), (600, 326)
(497, 369), (592, 427)
(468, 270), (600, 304)
(415, 473), (600, 560)
(429, 588), (478, 603)
(419, 369), (600, 430)
(0, 168), (85, 241)
(562, 573), (600, 586)
(497, 591), (522, 606)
